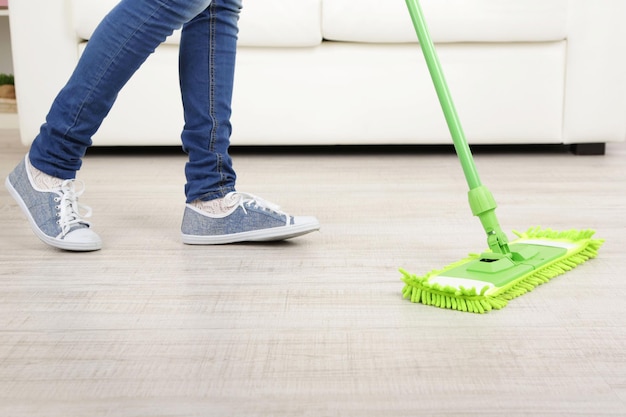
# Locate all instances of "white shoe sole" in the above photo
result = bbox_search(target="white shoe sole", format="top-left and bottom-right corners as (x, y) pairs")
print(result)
(182, 218), (320, 245)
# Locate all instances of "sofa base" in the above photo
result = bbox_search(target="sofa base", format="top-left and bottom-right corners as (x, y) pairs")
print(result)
(570, 142), (606, 156)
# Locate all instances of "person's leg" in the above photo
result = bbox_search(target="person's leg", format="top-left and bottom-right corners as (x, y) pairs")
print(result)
(179, 0), (240, 203)
(30, 0), (213, 179)
(6, 0), (212, 251)
(179, 0), (320, 245)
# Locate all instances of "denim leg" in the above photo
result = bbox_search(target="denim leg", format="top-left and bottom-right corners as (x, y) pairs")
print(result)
(180, 0), (242, 203)
(29, 0), (213, 179)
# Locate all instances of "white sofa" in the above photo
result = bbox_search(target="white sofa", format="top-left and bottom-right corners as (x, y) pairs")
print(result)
(9, 0), (626, 153)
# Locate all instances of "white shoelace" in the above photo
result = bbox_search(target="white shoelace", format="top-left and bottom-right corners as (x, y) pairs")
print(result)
(233, 192), (290, 224)
(54, 180), (93, 236)
(192, 192), (290, 224)
(233, 191), (288, 216)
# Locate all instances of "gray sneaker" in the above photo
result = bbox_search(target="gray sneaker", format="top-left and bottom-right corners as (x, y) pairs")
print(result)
(5, 156), (102, 251)
(181, 192), (320, 244)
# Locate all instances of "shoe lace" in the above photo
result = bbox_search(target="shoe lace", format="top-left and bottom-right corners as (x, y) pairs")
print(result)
(232, 192), (288, 220)
(53, 179), (93, 236)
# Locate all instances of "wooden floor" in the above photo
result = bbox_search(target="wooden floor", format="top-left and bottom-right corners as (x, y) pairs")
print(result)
(1, 128), (625, 416)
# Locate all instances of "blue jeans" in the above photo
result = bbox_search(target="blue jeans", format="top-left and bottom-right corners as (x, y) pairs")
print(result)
(28, 0), (242, 202)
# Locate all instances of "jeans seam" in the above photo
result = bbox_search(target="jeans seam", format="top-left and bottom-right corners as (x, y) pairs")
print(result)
(208, 2), (228, 195)
(209, 2), (217, 154)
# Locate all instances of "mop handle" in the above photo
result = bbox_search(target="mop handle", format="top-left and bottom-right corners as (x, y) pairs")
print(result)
(405, 0), (482, 191)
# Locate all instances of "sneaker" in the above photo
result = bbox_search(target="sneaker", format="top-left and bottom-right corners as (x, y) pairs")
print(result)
(5, 155), (102, 251)
(181, 191), (320, 244)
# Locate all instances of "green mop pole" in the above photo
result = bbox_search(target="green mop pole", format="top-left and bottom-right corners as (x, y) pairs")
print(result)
(405, 0), (512, 256)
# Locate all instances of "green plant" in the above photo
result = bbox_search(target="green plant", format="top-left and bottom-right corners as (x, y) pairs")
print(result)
(0, 73), (15, 86)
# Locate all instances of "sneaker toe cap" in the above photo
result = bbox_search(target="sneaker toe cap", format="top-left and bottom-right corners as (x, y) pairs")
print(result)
(292, 216), (320, 228)
(62, 228), (103, 251)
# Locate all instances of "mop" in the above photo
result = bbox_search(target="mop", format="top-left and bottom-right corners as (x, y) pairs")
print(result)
(400, 0), (604, 313)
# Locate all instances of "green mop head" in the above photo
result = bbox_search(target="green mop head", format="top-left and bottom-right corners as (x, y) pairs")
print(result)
(401, 227), (604, 313)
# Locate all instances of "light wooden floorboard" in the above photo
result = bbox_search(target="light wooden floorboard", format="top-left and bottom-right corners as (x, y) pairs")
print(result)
(1, 129), (625, 416)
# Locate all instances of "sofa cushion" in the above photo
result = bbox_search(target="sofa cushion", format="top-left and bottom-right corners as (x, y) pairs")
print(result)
(238, 0), (323, 47)
(323, 0), (568, 43)
(72, 0), (323, 47)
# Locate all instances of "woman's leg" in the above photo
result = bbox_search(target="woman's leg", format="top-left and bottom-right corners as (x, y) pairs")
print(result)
(29, 0), (213, 179)
(179, 0), (242, 203)
(178, 0), (319, 245)
(6, 0), (212, 251)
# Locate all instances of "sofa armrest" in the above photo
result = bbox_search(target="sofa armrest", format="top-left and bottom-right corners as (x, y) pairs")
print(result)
(9, 0), (80, 143)
(564, 0), (626, 143)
